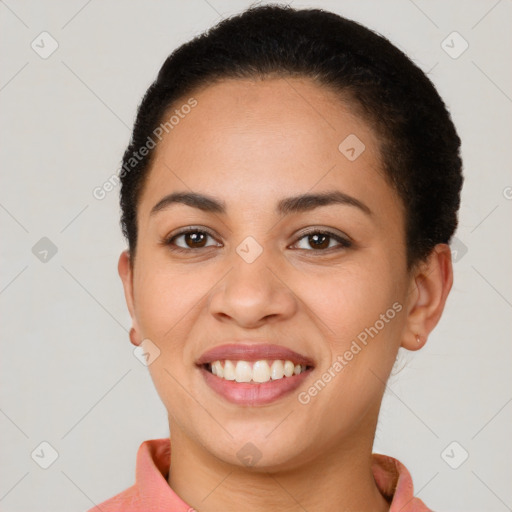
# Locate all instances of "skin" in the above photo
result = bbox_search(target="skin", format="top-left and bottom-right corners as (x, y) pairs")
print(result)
(118, 77), (453, 512)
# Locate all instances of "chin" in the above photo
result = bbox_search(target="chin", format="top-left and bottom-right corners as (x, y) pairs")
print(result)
(202, 426), (311, 472)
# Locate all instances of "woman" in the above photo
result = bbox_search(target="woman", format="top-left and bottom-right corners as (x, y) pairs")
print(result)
(92, 4), (463, 511)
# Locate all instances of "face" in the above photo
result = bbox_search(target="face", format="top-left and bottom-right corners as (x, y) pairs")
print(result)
(120, 77), (422, 470)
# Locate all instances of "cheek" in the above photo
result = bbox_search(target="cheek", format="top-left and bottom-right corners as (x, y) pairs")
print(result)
(132, 266), (205, 409)
(304, 258), (406, 399)
(133, 263), (211, 390)
(303, 260), (403, 348)
(135, 266), (203, 338)
(299, 268), (404, 430)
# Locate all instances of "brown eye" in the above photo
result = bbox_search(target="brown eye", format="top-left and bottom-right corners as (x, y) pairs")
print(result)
(293, 230), (352, 252)
(165, 228), (221, 252)
(181, 231), (208, 248)
(305, 233), (330, 249)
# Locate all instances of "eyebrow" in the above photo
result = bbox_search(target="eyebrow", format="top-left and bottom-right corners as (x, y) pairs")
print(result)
(150, 190), (372, 217)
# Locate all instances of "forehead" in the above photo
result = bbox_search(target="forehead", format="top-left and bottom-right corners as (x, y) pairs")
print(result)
(138, 77), (397, 220)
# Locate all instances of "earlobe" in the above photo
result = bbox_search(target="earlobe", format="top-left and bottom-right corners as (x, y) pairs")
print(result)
(401, 244), (453, 351)
(129, 327), (141, 347)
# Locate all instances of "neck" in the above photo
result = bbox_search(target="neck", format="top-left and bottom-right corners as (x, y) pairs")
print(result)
(167, 420), (390, 512)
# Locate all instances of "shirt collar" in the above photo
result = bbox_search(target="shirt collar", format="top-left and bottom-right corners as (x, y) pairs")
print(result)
(133, 438), (432, 511)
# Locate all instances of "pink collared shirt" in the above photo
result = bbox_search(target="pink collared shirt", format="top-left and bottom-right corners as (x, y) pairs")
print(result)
(87, 438), (433, 511)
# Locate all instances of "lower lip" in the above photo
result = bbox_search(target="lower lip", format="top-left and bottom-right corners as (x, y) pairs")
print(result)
(199, 366), (313, 406)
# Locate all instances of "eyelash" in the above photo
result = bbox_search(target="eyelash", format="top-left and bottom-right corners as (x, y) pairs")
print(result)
(162, 226), (352, 254)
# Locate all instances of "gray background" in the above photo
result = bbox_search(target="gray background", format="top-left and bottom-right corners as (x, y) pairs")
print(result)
(1, 1), (511, 510)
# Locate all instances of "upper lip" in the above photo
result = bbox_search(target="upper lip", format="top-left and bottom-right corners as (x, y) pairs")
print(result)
(196, 343), (315, 367)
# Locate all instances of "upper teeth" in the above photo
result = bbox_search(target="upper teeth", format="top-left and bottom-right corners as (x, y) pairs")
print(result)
(209, 360), (307, 383)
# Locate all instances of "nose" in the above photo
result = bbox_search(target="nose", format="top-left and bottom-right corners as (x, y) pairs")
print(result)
(208, 246), (298, 329)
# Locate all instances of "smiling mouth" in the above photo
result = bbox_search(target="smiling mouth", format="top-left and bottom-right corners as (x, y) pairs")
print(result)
(202, 359), (314, 383)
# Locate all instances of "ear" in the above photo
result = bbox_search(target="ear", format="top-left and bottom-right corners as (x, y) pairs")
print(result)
(401, 243), (453, 351)
(118, 250), (142, 347)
